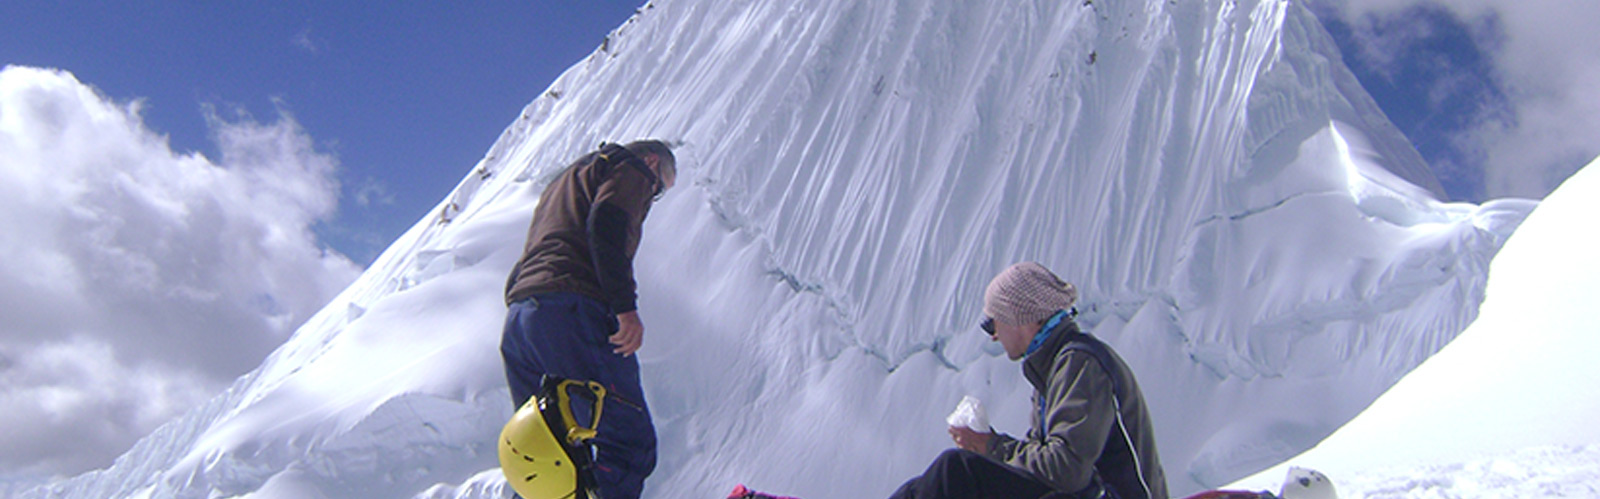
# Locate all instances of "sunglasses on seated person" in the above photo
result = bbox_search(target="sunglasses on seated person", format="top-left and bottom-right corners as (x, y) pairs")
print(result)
(978, 308), (1078, 338)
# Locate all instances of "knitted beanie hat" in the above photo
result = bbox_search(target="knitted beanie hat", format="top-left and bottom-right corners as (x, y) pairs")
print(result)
(983, 262), (1078, 326)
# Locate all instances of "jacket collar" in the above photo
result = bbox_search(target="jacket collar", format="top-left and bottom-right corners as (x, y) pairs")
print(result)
(1022, 318), (1081, 391)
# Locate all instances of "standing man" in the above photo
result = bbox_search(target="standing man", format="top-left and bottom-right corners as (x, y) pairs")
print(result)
(892, 262), (1167, 499)
(502, 140), (675, 499)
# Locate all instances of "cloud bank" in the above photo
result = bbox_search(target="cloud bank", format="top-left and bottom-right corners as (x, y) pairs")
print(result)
(0, 66), (360, 479)
(1317, 0), (1600, 200)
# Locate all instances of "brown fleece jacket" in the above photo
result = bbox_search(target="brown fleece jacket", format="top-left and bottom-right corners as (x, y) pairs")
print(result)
(505, 144), (656, 313)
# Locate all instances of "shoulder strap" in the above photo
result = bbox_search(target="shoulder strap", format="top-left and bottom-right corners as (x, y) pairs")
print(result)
(1034, 326), (1129, 435)
(593, 142), (661, 188)
(1061, 331), (1125, 403)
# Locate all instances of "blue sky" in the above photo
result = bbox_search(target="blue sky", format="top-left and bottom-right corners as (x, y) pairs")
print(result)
(3, 2), (642, 265)
(1311, 0), (1599, 205)
(1317, 3), (1504, 201)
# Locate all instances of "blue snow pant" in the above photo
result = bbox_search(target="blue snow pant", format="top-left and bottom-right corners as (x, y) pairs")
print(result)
(889, 449), (1073, 499)
(501, 292), (656, 499)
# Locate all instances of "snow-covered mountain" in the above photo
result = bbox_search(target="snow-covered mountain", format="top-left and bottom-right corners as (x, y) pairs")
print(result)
(30, 0), (1535, 497)
(1228, 157), (1600, 497)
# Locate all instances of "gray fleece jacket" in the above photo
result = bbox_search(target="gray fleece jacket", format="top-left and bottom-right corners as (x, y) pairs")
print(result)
(987, 319), (1168, 499)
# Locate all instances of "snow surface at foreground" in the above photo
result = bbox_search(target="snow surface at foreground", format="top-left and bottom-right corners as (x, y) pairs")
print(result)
(32, 0), (1538, 498)
(1228, 159), (1600, 498)
(1329, 445), (1600, 498)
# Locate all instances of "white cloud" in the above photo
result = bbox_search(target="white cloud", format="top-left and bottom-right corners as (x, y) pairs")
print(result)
(0, 337), (216, 477)
(352, 177), (397, 208)
(292, 27), (320, 55)
(0, 66), (361, 477)
(1319, 0), (1600, 199)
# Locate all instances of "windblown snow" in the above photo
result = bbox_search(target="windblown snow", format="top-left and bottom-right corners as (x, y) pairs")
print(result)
(1228, 157), (1600, 498)
(29, 0), (1557, 498)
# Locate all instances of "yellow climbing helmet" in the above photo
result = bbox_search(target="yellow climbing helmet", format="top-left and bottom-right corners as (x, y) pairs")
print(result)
(499, 377), (607, 499)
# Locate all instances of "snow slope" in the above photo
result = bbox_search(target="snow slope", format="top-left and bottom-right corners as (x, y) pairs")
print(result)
(30, 0), (1533, 497)
(1227, 157), (1600, 497)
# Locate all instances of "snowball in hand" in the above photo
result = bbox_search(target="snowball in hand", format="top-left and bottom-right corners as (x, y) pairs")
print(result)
(945, 395), (989, 431)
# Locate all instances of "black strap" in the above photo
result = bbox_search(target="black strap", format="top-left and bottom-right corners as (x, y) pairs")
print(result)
(1061, 331), (1125, 401)
(537, 376), (601, 497)
(595, 142), (661, 195)
(1061, 331), (1144, 499)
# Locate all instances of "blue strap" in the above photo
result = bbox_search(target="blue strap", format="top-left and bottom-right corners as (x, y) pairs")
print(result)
(1023, 310), (1070, 357)
(1029, 310), (1070, 425)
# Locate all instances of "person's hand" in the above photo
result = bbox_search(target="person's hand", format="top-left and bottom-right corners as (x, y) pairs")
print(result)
(948, 425), (993, 453)
(611, 311), (644, 356)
